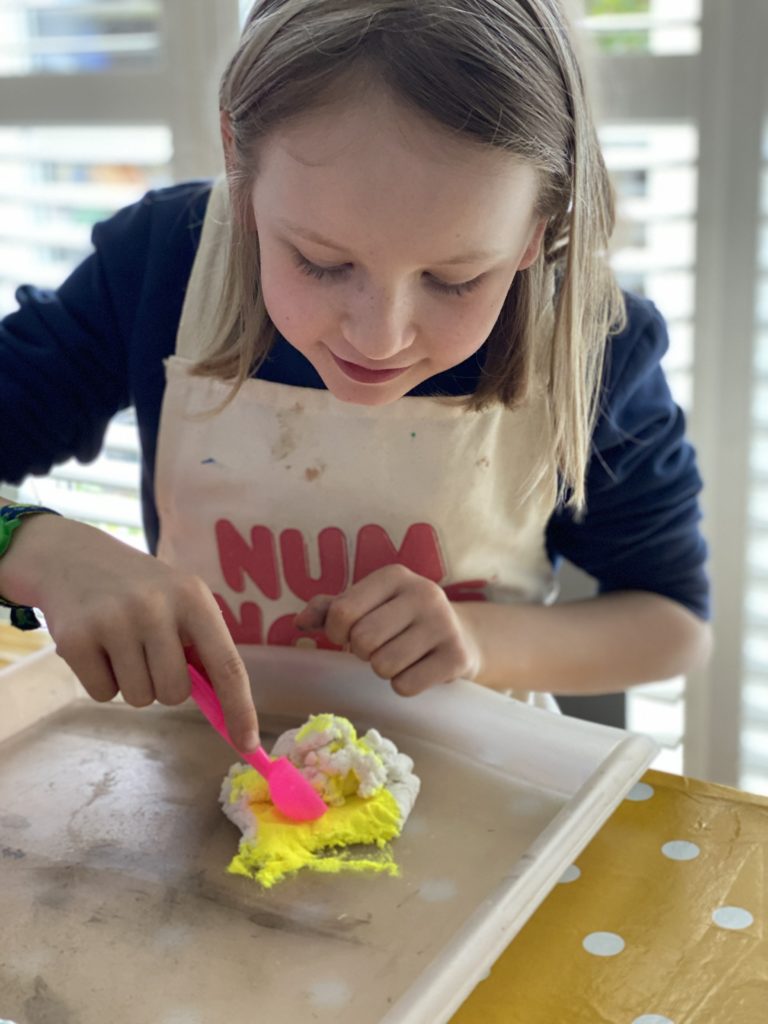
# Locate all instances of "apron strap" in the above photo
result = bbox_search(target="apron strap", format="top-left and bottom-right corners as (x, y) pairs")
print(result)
(175, 176), (232, 362)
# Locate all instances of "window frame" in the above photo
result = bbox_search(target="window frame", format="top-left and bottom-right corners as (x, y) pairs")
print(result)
(0, 0), (240, 181)
(586, 0), (766, 785)
(3, 0), (767, 788)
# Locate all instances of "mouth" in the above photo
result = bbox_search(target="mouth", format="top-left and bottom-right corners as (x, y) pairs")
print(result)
(330, 352), (411, 385)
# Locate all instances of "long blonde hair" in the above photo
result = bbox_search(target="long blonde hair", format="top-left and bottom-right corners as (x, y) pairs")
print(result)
(195, 0), (626, 512)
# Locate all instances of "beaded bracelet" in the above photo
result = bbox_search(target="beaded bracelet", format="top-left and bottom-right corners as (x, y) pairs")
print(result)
(0, 504), (61, 630)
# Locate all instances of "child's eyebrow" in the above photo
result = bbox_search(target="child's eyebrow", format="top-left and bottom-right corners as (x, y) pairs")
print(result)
(276, 218), (506, 267)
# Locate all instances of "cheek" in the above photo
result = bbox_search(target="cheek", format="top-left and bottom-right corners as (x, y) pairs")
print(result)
(428, 289), (510, 365)
(259, 259), (323, 342)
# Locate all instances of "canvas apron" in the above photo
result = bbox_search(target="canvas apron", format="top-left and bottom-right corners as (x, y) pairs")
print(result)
(155, 179), (560, 709)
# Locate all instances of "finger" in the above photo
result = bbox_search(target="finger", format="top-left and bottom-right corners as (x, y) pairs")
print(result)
(391, 644), (467, 697)
(184, 596), (260, 752)
(347, 597), (412, 661)
(294, 594), (333, 632)
(368, 624), (433, 683)
(324, 568), (410, 647)
(203, 646), (259, 753)
(144, 632), (191, 707)
(60, 642), (119, 703)
(104, 640), (155, 708)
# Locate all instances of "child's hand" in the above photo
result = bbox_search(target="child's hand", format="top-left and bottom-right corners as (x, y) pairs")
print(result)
(0, 514), (260, 750)
(294, 565), (482, 695)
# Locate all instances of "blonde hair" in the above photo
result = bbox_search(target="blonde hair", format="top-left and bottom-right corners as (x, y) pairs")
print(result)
(196, 0), (626, 512)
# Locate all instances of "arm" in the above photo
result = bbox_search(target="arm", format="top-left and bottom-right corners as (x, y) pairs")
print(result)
(296, 296), (711, 697)
(0, 186), (258, 745)
(296, 571), (710, 698)
(0, 184), (207, 488)
(455, 591), (711, 695)
(0, 496), (261, 750)
(0, 239), (131, 486)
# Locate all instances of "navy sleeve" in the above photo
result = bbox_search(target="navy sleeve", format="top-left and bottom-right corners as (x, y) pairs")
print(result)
(0, 182), (209, 549)
(0, 187), (171, 483)
(0, 237), (136, 483)
(546, 294), (710, 619)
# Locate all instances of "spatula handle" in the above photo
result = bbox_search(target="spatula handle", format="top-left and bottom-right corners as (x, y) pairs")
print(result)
(187, 664), (270, 776)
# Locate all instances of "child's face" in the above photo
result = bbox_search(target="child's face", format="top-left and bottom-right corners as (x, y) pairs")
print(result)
(251, 84), (546, 406)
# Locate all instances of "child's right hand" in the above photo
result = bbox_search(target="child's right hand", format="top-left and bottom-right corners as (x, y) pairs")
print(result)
(0, 513), (260, 751)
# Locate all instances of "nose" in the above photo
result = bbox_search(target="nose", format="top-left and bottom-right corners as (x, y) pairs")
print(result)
(340, 282), (416, 361)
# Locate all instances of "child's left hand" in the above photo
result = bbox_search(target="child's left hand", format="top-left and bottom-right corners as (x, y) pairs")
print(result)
(293, 565), (482, 695)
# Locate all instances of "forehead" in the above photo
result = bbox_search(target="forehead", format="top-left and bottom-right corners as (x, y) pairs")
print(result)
(253, 84), (540, 260)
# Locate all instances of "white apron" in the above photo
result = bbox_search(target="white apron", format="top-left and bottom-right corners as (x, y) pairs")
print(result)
(155, 179), (560, 709)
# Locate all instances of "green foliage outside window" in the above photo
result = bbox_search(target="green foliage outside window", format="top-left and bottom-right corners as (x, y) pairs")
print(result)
(586, 0), (651, 12)
(585, 0), (651, 56)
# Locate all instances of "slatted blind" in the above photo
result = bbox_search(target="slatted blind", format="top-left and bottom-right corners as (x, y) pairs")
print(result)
(740, 129), (768, 794)
(0, 124), (171, 312)
(582, 122), (697, 774)
(582, 0), (700, 55)
(577, 0), (702, 773)
(0, 0), (240, 543)
(0, 1), (162, 75)
(3, 0), (766, 792)
(0, 117), (171, 544)
(0, 0), (172, 535)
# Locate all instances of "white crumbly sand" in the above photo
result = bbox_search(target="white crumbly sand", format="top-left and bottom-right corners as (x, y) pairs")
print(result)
(271, 714), (421, 822)
(220, 713), (420, 833)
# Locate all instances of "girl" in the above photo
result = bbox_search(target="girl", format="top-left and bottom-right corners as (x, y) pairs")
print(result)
(0, 0), (710, 753)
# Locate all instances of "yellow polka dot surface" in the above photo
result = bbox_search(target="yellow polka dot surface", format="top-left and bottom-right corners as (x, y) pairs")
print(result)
(451, 769), (768, 1024)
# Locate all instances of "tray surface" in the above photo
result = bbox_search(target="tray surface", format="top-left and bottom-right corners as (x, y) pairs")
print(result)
(0, 645), (656, 1023)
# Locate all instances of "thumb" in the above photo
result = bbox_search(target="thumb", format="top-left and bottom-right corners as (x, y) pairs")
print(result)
(294, 594), (333, 632)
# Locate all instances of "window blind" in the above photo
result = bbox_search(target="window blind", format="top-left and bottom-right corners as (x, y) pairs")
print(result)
(740, 128), (768, 794)
(3, 0), (766, 793)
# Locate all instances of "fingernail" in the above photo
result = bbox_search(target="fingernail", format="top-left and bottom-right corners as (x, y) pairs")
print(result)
(242, 730), (260, 751)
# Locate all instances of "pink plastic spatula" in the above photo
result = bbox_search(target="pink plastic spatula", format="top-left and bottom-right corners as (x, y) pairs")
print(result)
(187, 664), (327, 822)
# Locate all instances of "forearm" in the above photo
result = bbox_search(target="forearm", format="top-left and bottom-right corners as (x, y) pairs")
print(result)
(0, 497), (68, 607)
(456, 590), (712, 695)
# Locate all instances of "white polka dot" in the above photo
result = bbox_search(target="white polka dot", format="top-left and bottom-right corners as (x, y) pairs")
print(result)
(632, 1016), (675, 1024)
(626, 782), (655, 802)
(661, 840), (700, 861)
(559, 864), (581, 884)
(712, 906), (754, 930)
(306, 980), (352, 1010)
(582, 931), (625, 956)
(418, 879), (458, 902)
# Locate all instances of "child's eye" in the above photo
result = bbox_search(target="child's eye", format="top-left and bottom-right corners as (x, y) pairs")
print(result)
(426, 274), (483, 298)
(423, 272), (483, 296)
(293, 250), (482, 298)
(293, 252), (351, 281)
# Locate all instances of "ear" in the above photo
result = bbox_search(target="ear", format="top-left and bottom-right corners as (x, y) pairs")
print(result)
(518, 217), (548, 271)
(220, 109), (237, 174)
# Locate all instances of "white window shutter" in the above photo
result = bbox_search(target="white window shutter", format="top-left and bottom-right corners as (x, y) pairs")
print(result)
(3, 0), (768, 796)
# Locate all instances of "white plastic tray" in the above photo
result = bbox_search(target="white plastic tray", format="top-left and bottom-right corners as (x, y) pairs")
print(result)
(0, 644), (657, 1023)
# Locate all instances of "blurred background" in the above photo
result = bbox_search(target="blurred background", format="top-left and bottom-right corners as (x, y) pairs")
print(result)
(0, 0), (765, 792)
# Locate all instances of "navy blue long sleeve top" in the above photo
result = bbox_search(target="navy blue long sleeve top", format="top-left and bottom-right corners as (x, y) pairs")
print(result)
(0, 182), (709, 618)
